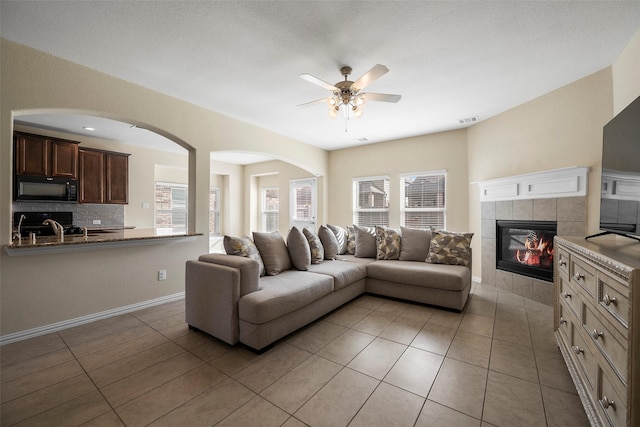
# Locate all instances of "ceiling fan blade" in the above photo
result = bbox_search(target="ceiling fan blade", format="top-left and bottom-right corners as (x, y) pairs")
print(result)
(364, 93), (402, 103)
(352, 64), (389, 92)
(296, 98), (328, 107)
(300, 74), (339, 92)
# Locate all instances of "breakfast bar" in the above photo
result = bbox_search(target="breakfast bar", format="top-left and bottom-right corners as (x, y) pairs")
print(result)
(5, 228), (202, 256)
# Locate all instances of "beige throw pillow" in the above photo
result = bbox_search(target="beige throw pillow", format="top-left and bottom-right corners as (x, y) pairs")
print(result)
(354, 225), (377, 258)
(399, 227), (432, 261)
(327, 224), (348, 255)
(287, 226), (311, 271)
(318, 225), (339, 260)
(252, 231), (292, 275)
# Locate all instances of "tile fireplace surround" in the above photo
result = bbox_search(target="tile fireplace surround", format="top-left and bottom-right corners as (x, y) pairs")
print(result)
(479, 167), (588, 306)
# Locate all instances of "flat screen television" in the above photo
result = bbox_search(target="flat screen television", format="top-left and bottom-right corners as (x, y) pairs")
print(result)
(587, 95), (640, 242)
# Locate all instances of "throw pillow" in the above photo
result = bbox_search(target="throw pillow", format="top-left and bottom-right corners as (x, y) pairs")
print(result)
(252, 231), (292, 275)
(346, 225), (356, 255)
(223, 235), (266, 276)
(399, 226), (432, 261)
(376, 226), (401, 260)
(425, 230), (474, 266)
(287, 226), (311, 271)
(353, 225), (377, 258)
(318, 225), (339, 260)
(303, 227), (324, 264)
(327, 224), (348, 255)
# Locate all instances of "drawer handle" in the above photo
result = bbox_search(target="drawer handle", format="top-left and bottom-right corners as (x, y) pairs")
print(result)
(602, 294), (617, 306)
(559, 317), (567, 325)
(572, 346), (584, 355)
(600, 396), (616, 410)
(559, 260), (567, 267)
(561, 291), (571, 299)
(573, 273), (585, 281)
(591, 329), (604, 340)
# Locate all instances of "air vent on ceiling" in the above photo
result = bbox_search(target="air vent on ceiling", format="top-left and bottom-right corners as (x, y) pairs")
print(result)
(458, 116), (479, 125)
(356, 137), (369, 142)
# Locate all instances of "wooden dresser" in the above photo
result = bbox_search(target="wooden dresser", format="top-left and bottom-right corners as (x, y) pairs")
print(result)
(554, 236), (640, 427)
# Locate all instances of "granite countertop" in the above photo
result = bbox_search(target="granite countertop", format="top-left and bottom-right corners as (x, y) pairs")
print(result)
(6, 228), (202, 255)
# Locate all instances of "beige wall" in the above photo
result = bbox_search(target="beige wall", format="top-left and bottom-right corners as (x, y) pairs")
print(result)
(1, 39), (328, 337)
(327, 130), (469, 232)
(612, 27), (640, 114)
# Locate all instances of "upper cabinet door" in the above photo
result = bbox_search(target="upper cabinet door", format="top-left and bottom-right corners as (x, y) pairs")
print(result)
(105, 152), (129, 204)
(79, 149), (105, 204)
(51, 140), (79, 178)
(14, 132), (79, 178)
(15, 133), (50, 176)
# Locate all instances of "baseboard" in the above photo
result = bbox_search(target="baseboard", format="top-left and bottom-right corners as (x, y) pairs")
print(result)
(0, 292), (185, 346)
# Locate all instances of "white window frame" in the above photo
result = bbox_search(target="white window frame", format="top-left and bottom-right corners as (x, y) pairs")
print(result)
(209, 186), (221, 235)
(261, 186), (279, 232)
(155, 181), (188, 234)
(400, 170), (447, 229)
(353, 175), (390, 227)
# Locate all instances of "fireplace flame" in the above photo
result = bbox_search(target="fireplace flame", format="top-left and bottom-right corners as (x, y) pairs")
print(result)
(516, 235), (553, 266)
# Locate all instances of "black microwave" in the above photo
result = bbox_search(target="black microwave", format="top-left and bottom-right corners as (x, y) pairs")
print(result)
(14, 175), (78, 202)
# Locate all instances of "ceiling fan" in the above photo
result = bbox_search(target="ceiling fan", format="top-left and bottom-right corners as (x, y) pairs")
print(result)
(298, 64), (401, 129)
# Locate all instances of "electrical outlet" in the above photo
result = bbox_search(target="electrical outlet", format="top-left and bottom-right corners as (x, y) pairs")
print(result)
(142, 202), (150, 209)
(158, 270), (167, 281)
(93, 219), (101, 225)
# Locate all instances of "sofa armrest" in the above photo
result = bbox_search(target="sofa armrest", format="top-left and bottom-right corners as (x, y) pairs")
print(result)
(185, 260), (242, 345)
(198, 253), (260, 297)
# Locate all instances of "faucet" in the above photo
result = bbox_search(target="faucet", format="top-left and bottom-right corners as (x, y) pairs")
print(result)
(43, 219), (65, 241)
(13, 214), (27, 244)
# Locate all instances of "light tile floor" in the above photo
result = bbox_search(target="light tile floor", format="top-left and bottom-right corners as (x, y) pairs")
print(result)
(0, 283), (591, 426)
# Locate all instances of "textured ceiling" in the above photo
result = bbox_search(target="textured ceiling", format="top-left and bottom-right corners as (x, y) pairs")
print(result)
(2, 1), (640, 156)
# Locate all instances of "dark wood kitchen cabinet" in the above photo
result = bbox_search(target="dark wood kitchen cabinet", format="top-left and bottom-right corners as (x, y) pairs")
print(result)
(14, 132), (79, 178)
(79, 148), (129, 204)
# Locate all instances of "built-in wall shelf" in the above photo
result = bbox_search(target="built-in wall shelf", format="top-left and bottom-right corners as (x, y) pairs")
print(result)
(477, 166), (589, 202)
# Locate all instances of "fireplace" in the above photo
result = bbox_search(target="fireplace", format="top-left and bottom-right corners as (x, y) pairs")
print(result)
(496, 220), (557, 282)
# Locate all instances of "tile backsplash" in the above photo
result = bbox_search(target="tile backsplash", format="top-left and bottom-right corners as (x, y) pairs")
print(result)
(12, 202), (124, 228)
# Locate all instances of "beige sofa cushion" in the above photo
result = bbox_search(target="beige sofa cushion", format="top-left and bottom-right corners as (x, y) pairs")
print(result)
(308, 259), (367, 290)
(366, 260), (470, 292)
(238, 271), (333, 324)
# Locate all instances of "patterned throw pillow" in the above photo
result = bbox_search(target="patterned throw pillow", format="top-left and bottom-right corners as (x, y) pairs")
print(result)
(318, 225), (339, 260)
(223, 235), (266, 276)
(376, 226), (401, 260)
(303, 227), (324, 264)
(327, 224), (348, 255)
(346, 225), (356, 255)
(425, 230), (474, 266)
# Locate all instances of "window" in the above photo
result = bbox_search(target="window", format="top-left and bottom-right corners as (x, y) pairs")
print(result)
(155, 182), (187, 234)
(210, 186), (220, 235)
(400, 171), (446, 229)
(353, 176), (390, 226)
(262, 187), (279, 232)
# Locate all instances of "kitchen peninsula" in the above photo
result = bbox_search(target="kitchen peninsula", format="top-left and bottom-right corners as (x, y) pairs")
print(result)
(6, 228), (201, 256)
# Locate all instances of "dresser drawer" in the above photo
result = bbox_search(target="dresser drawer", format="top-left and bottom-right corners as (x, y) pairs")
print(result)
(559, 275), (581, 321)
(571, 255), (597, 298)
(598, 365), (627, 427)
(583, 304), (627, 382)
(597, 271), (629, 332)
(557, 246), (570, 277)
(571, 327), (597, 391)
(558, 302), (573, 345)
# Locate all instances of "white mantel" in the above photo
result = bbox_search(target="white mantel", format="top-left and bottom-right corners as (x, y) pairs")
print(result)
(477, 166), (589, 202)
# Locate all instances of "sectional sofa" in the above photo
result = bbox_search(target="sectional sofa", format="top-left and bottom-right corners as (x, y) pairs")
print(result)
(185, 225), (473, 351)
